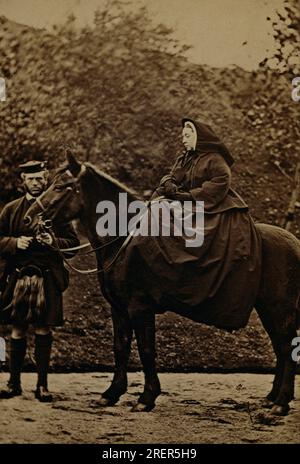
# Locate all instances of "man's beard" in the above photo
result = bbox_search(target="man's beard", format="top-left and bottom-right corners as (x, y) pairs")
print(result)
(24, 185), (45, 197)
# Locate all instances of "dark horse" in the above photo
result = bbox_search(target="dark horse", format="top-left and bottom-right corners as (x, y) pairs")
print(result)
(25, 153), (300, 415)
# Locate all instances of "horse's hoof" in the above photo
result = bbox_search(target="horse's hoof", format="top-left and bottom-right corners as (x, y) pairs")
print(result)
(95, 396), (118, 407)
(131, 401), (155, 412)
(261, 398), (274, 409)
(35, 386), (53, 403)
(270, 404), (290, 416)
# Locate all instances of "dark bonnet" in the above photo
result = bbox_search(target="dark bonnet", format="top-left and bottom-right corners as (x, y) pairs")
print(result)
(182, 118), (234, 166)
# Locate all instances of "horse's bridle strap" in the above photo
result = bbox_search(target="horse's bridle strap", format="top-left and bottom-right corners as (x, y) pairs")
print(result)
(49, 229), (135, 275)
(35, 196), (47, 212)
(47, 198), (157, 274)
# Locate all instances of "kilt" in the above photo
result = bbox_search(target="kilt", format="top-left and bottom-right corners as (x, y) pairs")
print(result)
(0, 264), (67, 326)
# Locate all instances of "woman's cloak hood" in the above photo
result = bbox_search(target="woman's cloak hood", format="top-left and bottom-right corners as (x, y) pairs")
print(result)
(182, 118), (234, 167)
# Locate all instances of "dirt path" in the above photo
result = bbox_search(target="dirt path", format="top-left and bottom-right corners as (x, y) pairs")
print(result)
(0, 373), (299, 444)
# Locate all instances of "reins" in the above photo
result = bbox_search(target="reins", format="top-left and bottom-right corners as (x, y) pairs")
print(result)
(59, 234), (129, 255)
(49, 227), (136, 275)
(46, 198), (164, 275)
(32, 161), (164, 275)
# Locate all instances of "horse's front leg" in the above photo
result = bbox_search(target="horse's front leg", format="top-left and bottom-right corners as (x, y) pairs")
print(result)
(131, 310), (161, 412)
(256, 300), (297, 416)
(99, 306), (132, 406)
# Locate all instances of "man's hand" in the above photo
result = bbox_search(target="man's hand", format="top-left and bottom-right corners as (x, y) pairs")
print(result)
(17, 236), (33, 250)
(36, 232), (53, 246)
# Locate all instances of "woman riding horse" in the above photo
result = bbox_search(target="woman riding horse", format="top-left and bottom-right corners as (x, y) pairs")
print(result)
(23, 120), (299, 416)
(136, 117), (261, 322)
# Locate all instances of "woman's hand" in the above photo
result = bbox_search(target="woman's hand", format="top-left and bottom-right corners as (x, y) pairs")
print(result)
(173, 192), (192, 201)
(164, 181), (178, 197)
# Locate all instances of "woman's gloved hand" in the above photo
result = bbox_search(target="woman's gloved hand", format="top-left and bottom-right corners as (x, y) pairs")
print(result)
(164, 180), (178, 197)
(173, 192), (192, 201)
(150, 187), (165, 200)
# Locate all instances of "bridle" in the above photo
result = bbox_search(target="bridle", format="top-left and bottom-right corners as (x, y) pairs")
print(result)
(34, 169), (81, 230)
(49, 226), (137, 275)
(36, 212), (136, 274)
(32, 164), (160, 275)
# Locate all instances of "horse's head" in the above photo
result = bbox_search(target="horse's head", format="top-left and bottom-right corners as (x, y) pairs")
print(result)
(24, 153), (85, 231)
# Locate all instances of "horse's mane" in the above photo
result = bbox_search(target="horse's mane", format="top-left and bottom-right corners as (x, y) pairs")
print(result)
(84, 163), (140, 200)
(54, 161), (141, 200)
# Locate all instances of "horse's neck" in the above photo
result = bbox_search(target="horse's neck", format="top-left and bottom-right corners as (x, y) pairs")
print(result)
(80, 169), (138, 263)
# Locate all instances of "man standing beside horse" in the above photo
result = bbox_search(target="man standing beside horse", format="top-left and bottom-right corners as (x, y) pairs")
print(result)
(0, 161), (79, 401)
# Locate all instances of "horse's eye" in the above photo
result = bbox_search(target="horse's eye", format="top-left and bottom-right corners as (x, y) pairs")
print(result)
(54, 185), (64, 191)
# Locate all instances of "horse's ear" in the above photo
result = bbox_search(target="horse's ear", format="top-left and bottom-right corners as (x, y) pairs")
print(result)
(66, 151), (81, 177)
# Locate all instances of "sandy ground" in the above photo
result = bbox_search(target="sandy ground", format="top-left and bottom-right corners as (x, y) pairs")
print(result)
(0, 373), (299, 444)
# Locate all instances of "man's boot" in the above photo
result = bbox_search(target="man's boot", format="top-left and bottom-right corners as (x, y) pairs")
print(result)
(34, 333), (53, 402)
(0, 337), (27, 398)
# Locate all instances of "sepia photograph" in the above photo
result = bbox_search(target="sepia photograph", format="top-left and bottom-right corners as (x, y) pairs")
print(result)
(0, 0), (299, 450)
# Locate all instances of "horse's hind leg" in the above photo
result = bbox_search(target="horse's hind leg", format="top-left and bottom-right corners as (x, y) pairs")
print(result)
(264, 355), (284, 407)
(270, 330), (297, 415)
(255, 306), (284, 406)
(256, 301), (297, 415)
(99, 306), (132, 406)
(131, 310), (161, 412)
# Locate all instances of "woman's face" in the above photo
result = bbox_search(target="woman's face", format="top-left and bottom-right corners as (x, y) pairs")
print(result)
(182, 126), (197, 151)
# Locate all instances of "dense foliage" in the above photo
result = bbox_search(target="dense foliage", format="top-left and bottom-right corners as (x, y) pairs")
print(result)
(0, 0), (299, 372)
(0, 0), (299, 230)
